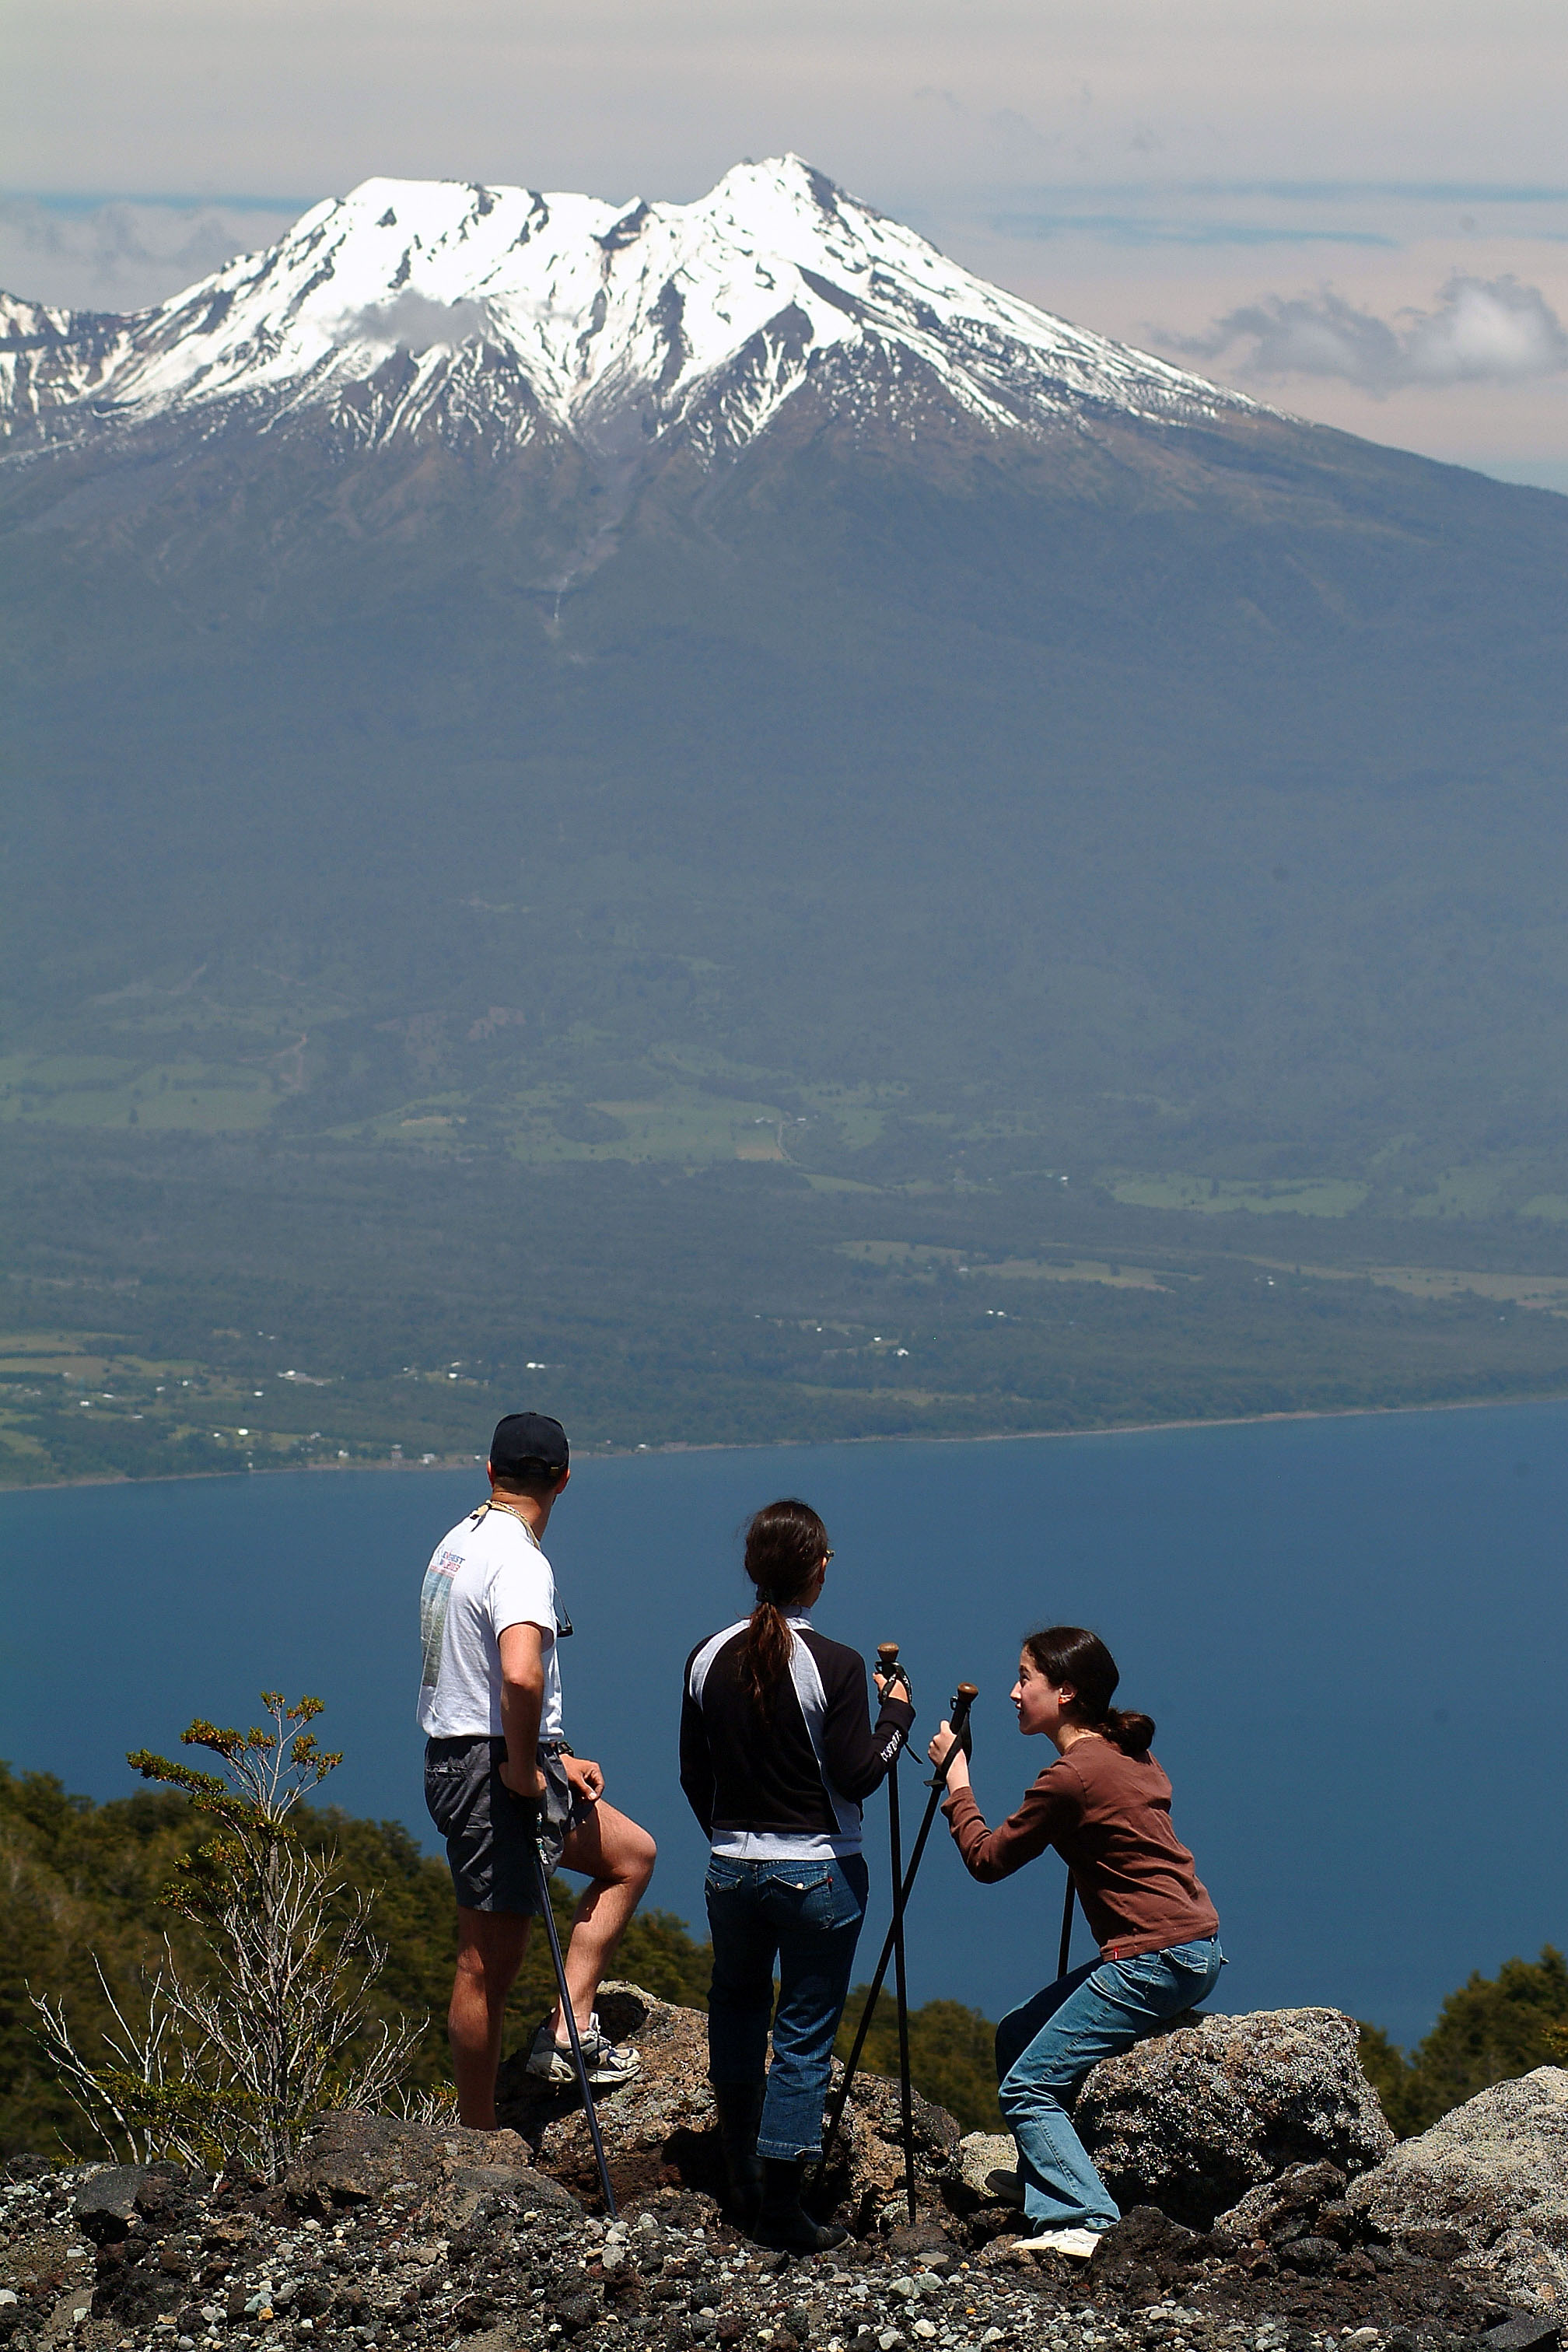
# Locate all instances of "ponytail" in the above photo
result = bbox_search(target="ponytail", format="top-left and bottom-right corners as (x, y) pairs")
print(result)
(740, 1499), (830, 1707)
(1022, 1626), (1156, 1756)
(1100, 1709), (1157, 1758)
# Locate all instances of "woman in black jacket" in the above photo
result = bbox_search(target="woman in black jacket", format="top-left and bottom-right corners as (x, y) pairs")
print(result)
(680, 1498), (915, 2251)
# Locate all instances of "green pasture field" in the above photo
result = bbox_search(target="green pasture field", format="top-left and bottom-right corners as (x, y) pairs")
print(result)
(0, 1052), (275, 1133)
(1110, 1172), (1371, 1217)
(1408, 1167), (1509, 1218)
(835, 1241), (1181, 1292)
(9, 1118), (1568, 1488)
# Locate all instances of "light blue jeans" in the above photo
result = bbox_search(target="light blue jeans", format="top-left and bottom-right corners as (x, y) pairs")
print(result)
(996, 1935), (1225, 2231)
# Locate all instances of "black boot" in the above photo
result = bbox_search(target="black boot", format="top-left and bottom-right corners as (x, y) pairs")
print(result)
(754, 2157), (849, 2255)
(712, 2081), (765, 2225)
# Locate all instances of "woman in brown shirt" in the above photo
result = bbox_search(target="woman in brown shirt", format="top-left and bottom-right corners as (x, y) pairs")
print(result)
(930, 1625), (1223, 2259)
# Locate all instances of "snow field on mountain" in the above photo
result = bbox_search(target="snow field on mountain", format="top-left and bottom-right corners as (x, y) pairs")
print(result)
(0, 157), (1257, 457)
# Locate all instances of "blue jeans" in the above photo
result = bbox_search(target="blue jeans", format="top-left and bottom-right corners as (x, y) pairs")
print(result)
(996, 1936), (1225, 2231)
(705, 1853), (870, 2161)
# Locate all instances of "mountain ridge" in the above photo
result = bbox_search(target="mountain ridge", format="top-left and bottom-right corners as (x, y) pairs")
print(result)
(0, 156), (1264, 464)
(4, 156), (1568, 1484)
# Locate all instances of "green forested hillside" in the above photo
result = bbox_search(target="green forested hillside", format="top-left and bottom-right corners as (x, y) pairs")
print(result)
(7, 1757), (1561, 2158)
(0, 1762), (708, 2157)
(0, 1762), (1005, 2152)
(1358, 1949), (1568, 2137)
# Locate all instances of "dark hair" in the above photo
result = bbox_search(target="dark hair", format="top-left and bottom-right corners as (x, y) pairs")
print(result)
(1022, 1626), (1155, 1756)
(740, 1499), (829, 1706)
(492, 1464), (565, 1500)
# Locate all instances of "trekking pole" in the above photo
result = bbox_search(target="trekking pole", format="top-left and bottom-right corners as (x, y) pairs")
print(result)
(1058, 1876), (1076, 1981)
(820, 1680), (978, 2170)
(533, 1834), (619, 2220)
(877, 1644), (919, 2228)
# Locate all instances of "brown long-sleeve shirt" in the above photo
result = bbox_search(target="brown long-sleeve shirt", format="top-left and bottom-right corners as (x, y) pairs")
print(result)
(943, 1734), (1218, 1962)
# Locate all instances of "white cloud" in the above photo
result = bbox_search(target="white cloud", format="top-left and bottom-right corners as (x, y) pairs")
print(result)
(338, 290), (490, 350)
(0, 194), (299, 312)
(1166, 272), (1568, 392)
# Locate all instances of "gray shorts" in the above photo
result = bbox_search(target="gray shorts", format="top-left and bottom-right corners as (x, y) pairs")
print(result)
(424, 1735), (593, 1915)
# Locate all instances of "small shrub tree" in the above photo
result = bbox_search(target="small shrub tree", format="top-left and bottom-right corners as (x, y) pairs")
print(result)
(31, 1695), (422, 2181)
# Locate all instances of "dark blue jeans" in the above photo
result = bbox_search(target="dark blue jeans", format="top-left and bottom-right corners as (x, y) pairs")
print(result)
(705, 1853), (870, 2161)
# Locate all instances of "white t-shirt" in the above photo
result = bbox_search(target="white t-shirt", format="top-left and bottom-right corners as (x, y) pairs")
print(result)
(417, 1501), (565, 1740)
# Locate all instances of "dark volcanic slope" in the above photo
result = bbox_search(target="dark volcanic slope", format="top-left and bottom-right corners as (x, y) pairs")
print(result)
(4, 377), (1566, 1173)
(5, 165), (1568, 1472)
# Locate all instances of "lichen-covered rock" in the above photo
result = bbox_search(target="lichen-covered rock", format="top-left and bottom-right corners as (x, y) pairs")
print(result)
(954, 2133), (1024, 2207)
(1075, 2007), (1394, 2228)
(818, 2069), (963, 2231)
(1346, 2064), (1568, 2313)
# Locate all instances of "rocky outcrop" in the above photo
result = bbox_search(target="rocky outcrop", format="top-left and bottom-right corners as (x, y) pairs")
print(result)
(496, 1981), (717, 2209)
(1075, 2007), (1395, 2228)
(1346, 2065), (1568, 2314)
(495, 1981), (965, 2230)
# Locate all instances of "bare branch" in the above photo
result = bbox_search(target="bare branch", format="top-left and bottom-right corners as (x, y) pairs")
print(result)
(38, 1696), (428, 2180)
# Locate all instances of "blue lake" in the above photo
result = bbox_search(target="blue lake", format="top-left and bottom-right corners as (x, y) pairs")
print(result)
(4, 1400), (1566, 2048)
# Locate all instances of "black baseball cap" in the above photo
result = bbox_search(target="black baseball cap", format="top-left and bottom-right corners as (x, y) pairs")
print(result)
(489, 1412), (569, 1484)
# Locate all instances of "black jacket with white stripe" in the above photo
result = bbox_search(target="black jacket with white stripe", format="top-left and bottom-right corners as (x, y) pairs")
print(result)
(680, 1612), (915, 1857)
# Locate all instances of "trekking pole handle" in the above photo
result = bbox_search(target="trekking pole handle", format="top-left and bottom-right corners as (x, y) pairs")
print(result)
(926, 1682), (977, 1786)
(877, 1641), (912, 1698)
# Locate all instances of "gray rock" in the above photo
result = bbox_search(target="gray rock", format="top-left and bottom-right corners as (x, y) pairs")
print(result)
(1278, 2232), (1340, 2273)
(73, 2166), (146, 2224)
(1347, 2065), (1568, 2312)
(1483, 2316), (1562, 2351)
(954, 2135), (1024, 2209)
(72, 2165), (150, 2242)
(1075, 2007), (1394, 2229)
(1213, 2159), (1348, 2244)
(285, 2111), (577, 2221)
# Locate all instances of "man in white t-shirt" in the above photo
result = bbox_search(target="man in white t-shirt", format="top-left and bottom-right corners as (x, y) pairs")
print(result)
(420, 1411), (656, 2128)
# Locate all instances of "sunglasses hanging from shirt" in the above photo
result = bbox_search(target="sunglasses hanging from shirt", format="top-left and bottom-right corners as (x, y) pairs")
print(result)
(470, 1496), (575, 1636)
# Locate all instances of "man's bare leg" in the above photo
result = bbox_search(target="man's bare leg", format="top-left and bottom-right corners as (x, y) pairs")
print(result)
(450, 1906), (531, 2127)
(548, 1801), (657, 2038)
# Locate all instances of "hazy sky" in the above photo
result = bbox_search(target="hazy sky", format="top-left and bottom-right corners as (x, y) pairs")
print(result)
(5, 0), (1566, 485)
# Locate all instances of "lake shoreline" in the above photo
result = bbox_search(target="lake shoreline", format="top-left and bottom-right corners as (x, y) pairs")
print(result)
(8, 1380), (1566, 1496)
(8, 1387), (1566, 2050)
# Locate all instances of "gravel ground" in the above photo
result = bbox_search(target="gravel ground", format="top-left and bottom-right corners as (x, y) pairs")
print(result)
(0, 2147), (1535, 2352)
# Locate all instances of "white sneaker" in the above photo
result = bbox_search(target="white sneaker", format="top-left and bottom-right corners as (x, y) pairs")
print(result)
(1015, 2227), (1104, 2261)
(525, 2013), (642, 2087)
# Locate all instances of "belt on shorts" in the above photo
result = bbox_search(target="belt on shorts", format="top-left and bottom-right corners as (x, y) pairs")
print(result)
(425, 1734), (575, 1759)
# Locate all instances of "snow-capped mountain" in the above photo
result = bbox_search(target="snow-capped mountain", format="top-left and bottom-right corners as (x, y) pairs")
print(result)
(0, 156), (1256, 460)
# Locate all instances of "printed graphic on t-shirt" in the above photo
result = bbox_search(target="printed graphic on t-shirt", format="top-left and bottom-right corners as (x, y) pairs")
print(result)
(419, 1549), (462, 1689)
